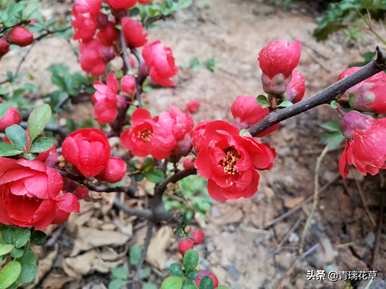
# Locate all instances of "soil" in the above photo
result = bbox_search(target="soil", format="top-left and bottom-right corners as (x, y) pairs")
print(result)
(1, 0), (386, 289)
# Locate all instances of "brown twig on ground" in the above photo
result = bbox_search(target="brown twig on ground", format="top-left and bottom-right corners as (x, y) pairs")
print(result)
(355, 178), (376, 227)
(299, 145), (329, 253)
(248, 48), (386, 136)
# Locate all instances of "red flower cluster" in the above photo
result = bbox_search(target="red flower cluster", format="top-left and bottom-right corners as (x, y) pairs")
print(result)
(121, 106), (193, 160)
(0, 107), (21, 131)
(193, 120), (275, 201)
(0, 158), (79, 229)
(258, 40), (303, 97)
(143, 40), (178, 87)
(339, 67), (386, 114)
(339, 111), (386, 177)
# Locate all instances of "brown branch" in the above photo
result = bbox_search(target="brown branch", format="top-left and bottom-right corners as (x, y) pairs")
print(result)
(154, 168), (197, 196)
(249, 47), (386, 136)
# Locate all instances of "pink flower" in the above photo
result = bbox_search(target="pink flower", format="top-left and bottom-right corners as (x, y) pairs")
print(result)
(193, 120), (275, 201)
(106, 0), (137, 10)
(120, 108), (176, 160)
(185, 100), (200, 114)
(79, 39), (114, 75)
(339, 111), (386, 177)
(121, 17), (147, 48)
(121, 75), (137, 96)
(284, 70), (305, 103)
(92, 73), (120, 124)
(142, 40), (178, 87)
(72, 0), (102, 41)
(0, 107), (21, 131)
(159, 106), (193, 141)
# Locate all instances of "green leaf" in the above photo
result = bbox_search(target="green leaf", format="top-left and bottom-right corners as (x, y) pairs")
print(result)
(161, 276), (184, 289)
(256, 95), (270, 108)
(199, 277), (213, 289)
(108, 279), (127, 289)
(143, 282), (157, 289)
(217, 286), (230, 289)
(0, 142), (22, 157)
(0, 103), (13, 118)
(30, 137), (55, 153)
(0, 261), (21, 289)
(183, 250), (199, 273)
(205, 58), (216, 72)
(18, 248), (37, 285)
(182, 282), (198, 289)
(30, 231), (47, 246)
(320, 121), (341, 132)
(5, 125), (26, 150)
(144, 168), (165, 183)
(10, 248), (23, 259)
(278, 100), (293, 108)
(129, 245), (142, 266)
(320, 131), (345, 150)
(0, 245), (13, 256)
(111, 265), (128, 280)
(27, 104), (52, 141)
(168, 263), (183, 276)
(1, 226), (31, 248)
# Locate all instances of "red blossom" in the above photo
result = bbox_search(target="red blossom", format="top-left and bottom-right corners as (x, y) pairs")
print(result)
(121, 17), (147, 48)
(72, 0), (102, 41)
(121, 75), (137, 96)
(7, 26), (33, 47)
(97, 22), (118, 46)
(92, 73), (121, 124)
(231, 95), (269, 128)
(339, 111), (386, 177)
(185, 99), (200, 114)
(97, 157), (127, 183)
(62, 128), (111, 177)
(142, 40), (178, 87)
(0, 107), (21, 132)
(193, 120), (275, 201)
(178, 238), (194, 255)
(0, 158), (79, 229)
(120, 108), (176, 160)
(79, 39), (114, 75)
(284, 70), (305, 103)
(191, 229), (205, 244)
(106, 0), (137, 10)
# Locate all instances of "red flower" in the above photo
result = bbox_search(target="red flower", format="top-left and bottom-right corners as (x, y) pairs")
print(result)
(284, 70), (305, 103)
(159, 106), (193, 141)
(62, 128), (111, 177)
(0, 107), (21, 132)
(120, 108), (176, 160)
(72, 2), (100, 41)
(121, 75), (137, 96)
(231, 95), (269, 128)
(121, 17), (147, 48)
(178, 238), (194, 255)
(7, 26), (33, 47)
(339, 67), (386, 114)
(97, 22), (118, 46)
(258, 40), (301, 95)
(92, 73), (120, 124)
(193, 120), (275, 201)
(106, 0), (137, 10)
(185, 99), (200, 114)
(79, 39), (114, 75)
(142, 40), (178, 87)
(339, 111), (386, 177)
(97, 157), (127, 183)
(191, 229), (205, 244)
(0, 158), (79, 229)
(196, 271), (219, 289)
(0, 38), (9, 57)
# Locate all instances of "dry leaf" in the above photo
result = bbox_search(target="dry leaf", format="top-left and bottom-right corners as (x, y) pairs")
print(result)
(146, 226), (173, 270)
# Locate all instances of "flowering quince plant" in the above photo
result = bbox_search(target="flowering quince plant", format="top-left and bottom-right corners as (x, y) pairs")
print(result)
(0, 0), (386, 288)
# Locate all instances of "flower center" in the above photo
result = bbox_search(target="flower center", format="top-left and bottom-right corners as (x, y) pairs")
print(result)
(219, 147), (241, 175)
(138, 128), (153, 143)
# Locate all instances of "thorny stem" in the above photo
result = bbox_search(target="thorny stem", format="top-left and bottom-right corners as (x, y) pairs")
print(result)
(248, 48), (386, 136)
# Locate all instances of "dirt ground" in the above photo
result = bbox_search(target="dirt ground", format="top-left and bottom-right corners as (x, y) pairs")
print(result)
(1, 0), (386, 289)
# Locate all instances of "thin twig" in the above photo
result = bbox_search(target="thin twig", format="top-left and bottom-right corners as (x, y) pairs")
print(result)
(299, 145), (329, 253)
(355, 178), (376, 227)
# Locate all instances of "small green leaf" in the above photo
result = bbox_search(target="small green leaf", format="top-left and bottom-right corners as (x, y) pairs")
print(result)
(108, 279), (127, 289)
(256, 95), (270, 108)
(182, 281), (198, 289)
(1, 226), (31, 248)
(217, 286), (230, 289)
(143, 282), (157, 289)
(329, 100), (338, 109)
(168, 263), (183, 276)
(320, 131), (345, 150)
(0, 142), (22, 157)
(320, 121), (341, 132)
(183, 250), (199, 273)
(5, 125), (26, 150)
(111, 265), (129, 280)
(144, 168), (165, 183)
(30, 230), (47, 246)
(0, 103), (13, 118)
(10, 248), (24, 258)
(129, 245), (142, 266)
(18, 248), (37, 285)
(161, 276), (184, 289)
(0, 245), (13, 256)
(30, 137), (55, 153)
(199, 277), (213, 289)
(0, 261), (22, 289)
(278, 100), (293, 108)
(27, 104), (52, 141)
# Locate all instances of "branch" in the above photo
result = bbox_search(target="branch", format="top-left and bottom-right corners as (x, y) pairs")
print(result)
(154, 168), (197, 196)
(249, 47), (386, 136)
(119, 30), (131, 74)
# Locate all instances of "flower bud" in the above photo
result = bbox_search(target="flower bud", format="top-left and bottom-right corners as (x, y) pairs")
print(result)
(7, 26), (34, 47)
(121, 75), (137, 96)
(195, 271), (219, 289)
(0, 107), (21, 131)
(191, 229), (205, 245)
(0, 38), (10, 57)
(178, 238), (194, 255)
(182, 157), (195, 170)
(284, 70), (305, 103)
(231, 95), (269, 128)
(121, 17), (147, 48)
(185, 100), (200, 114)
(98, 157), (127, 183)
(106, 0), (137, 10)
